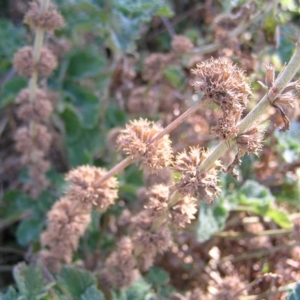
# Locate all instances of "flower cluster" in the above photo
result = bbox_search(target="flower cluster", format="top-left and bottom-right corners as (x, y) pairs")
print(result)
(13, 0), (64, 198)
(116, 118), (173, 171)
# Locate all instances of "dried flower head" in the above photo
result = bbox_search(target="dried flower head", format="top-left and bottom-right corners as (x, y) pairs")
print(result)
(13, 46), (57, 77)
(143, 167), (172, 187)
(24, 0), (65, 31)
(192, 57), (251, 113)
(211, 112), (239, 140)
(236, 126), (264, 155)
(126, 86), (159, 115)
(14, 124), (52, 155)
(15, 88), (53, 121)
(174, 147), (222, 203)
(116, 119), (173, 171)
(40, 197), (91, 271)
(66, 165), (118, 211)
(171, 195), (197, 228)
(102, 237), (138, 289)
(145, 184), (169, 219)
(133, 225), (171, 270)
(171, 35), (194, 53)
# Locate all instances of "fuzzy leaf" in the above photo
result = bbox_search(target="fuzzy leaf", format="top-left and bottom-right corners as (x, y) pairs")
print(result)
(80, 285), (105, 300)
(286, 282), (300, 300)
(196, 202), (228, 243)
(13, 263), (54, 300)
(16, 218), (43, 246)
(58, 266), (96, 298)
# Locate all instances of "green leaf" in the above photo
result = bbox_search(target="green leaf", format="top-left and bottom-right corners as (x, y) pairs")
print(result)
(146, 267), (169, 286)
(0, 77), (27, 109)
(67, 49), (105, 79)
(80, 285), (105, 300)
(60, 103), (82, 143)
(196, 202), (228, 243)
(163, 66), (185, 87)
(265, 208), (292, 229)
(0, 287), (19, 300)
(124, 277), (151, 299)
(13, 263), (54, 300)
(16, 218), (43, 246)
(286, 282), (300, 300)
(238, 180), (275, 207)
(58, 266), (96, 298)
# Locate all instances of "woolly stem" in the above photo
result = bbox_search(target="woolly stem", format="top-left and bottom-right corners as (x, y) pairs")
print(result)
(198, 41), (300, 172)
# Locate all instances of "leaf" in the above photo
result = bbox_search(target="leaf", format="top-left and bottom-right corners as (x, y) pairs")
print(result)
(16, 218), (43, 246)
(60, 103), (82, 143)
(238, 180), (275, 207)
(80, 285), (105, 300)
(146, 267), (169, 286)
(286, 282), (300, 300)
(0, 77), (27, 109)
(58, 266), (96, 298)
(265, 208), (292, 229)
(67, 49), (105, 79)
(196, 202), (228, 243)
(124, 277), (151, 299)
(13, 263), (54, 300)
(0, 287), (19, 300)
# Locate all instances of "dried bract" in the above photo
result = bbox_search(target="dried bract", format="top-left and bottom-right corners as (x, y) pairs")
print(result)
(15, 88), (53, 122)
(66, 165), (118, 211)
(171, 35), (194, 53)
(13, 46), (57, 77)
(171, 195), (197, 228)
(174, 147), (222, 203)
(192, 58), (251, 114)
(24, 1), (65, 31)
(236, 126), (264, 155)
(116, 119), (173, 171)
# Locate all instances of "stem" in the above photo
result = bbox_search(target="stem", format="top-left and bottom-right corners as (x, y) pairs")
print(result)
(198, 41), (300, 172)
(219, 241), (300, 264)
(94, 98), (204, 187)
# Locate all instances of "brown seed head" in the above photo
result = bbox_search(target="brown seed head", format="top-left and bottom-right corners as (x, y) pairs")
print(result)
(66, 165), (118, 211)
(174, 147), (222, 202)
(192, 57), (251, 113)
(145, 184), (169, 219)
(116, 119), (173, 171)
(171, 195), (197, 228)
(15, 88), (53, 122)
(13, 46), (57, 77)
(102, 237), (137, 289)
(14, 124), (52, 155)
(171, 35), (194, 53)
(24, 0), (65, 31)
(236, 126), (264, 155)
(211, 112), (239, 140)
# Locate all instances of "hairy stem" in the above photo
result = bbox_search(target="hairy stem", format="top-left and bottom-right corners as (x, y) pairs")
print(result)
(198, 41), (300, 172)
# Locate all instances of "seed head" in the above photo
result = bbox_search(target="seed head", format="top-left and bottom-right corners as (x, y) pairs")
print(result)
(15, 88), (53, 122)
(66, 166), (118, 211)
(192, 57), (251, 113)
(236, 126), (264, 155)
(171, 35), (194, 53)
(116, 119), (173, 171)
(13, 46), (57, 77)
(145, 184), (169, 219)
(171, 195), (197, 228)
(24, 0), (65, 31)
(174, 147), (222, 203)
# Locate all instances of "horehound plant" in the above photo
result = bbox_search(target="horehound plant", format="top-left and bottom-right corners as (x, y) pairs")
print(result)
(12, 0), (64, 198)
(40, 41), (300, 291)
